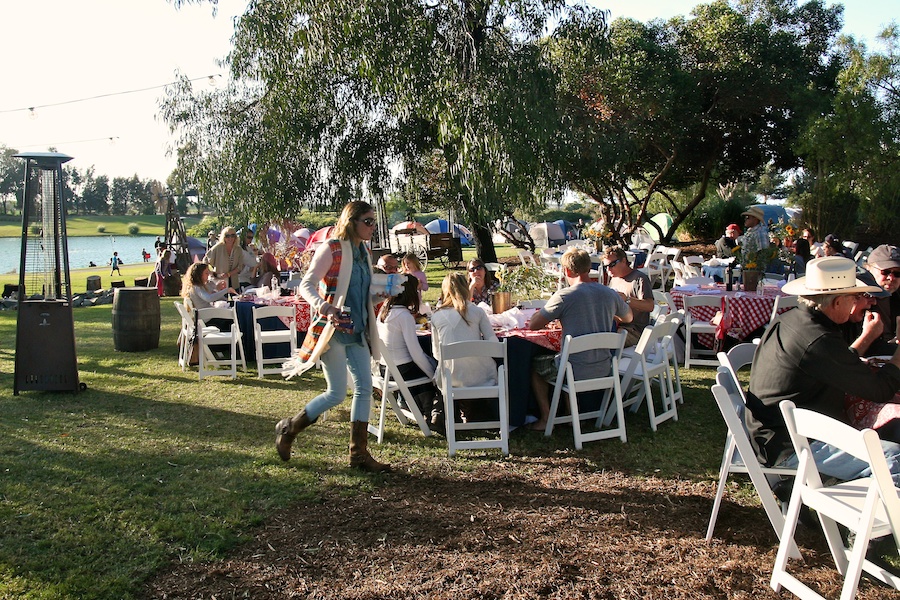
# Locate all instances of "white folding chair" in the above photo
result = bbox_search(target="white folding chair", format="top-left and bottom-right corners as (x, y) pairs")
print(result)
(519, 299), (547, 309)
(683, 255), (705, 277)
(439, 340), (509, 457)
(842, 240), (859, 257)
(196, 306), (247, 380)
(174, 301), (219, 371)
(369, 348), (434, 443)
(684, 275), (716, 286)
(252, 305), (297, 378)
(772, 401), (900, 599)
(655, 311), (684, 405)
(670, 261), (688, 287)
(716, 341), (758, 403)
(707, 371), (799, 555)
(517, 249), (538, 268)
(643, 252), (669, 290)
(543, 331), (628, 448)
(613, 320), (679, 432)
(768, 294), (799, 328)
(649, 289), (672, 325)
(683, 295), (726, 368)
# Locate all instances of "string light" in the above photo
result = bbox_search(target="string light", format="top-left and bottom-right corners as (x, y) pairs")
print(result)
(0, 75), (222, 115)
(11, 136), (120, 149)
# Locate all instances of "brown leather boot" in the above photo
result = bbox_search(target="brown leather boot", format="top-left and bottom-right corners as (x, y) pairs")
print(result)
(275, 409), (316, 461)
(348, 421), (391, 473)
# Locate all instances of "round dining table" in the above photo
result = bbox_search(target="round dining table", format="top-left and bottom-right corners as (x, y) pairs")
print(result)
(671, 283), (791, 348)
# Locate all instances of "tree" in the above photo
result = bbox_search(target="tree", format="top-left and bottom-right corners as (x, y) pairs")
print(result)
(549, 0), (842, 243)
(794, 26), (900, 237)
(82, 172), (110, 215)
(0, 145), (25, 215)
(165, 0), (606, 262)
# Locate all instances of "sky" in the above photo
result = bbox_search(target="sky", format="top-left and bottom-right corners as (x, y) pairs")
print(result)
(2, 0), (897, 184)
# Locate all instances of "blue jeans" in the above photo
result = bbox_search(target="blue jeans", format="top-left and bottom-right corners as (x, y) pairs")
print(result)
(304, 338), (373, 422)
(778, 439), (900, 488)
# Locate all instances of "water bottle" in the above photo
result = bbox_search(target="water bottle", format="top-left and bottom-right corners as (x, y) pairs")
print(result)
(725, 264), (733, 292)
(338, 306), (353, 333)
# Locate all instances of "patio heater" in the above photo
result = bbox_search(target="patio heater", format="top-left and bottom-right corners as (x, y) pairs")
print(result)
(13, 152), (83, 395)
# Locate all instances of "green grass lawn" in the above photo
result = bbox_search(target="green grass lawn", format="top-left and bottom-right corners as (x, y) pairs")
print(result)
(0, 244), (772, 599)
(0, 289), (733, 599)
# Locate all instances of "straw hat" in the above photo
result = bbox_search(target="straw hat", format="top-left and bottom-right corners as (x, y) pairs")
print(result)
(740, 206), (765, 221)
(782, 256), (884, 296)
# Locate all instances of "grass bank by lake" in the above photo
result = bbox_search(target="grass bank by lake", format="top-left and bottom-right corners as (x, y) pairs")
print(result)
(0, 214), (203, 238)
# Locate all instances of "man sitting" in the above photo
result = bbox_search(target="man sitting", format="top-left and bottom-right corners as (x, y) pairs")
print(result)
(745, 256), (900, 486)
(865, 244), (900, 353)
(603, 246), (653, 347)
(527, 248), (632, 431)
(715, 224), (740, 259)
(376, 253), (400, 274)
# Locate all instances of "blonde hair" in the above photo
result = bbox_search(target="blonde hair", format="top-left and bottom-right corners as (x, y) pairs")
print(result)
(402, 252), (423, 273)
(218, 226), (237, 244)
(560, 248), (591, 275)
(333, 201), (374, 243)
(435, 272), (471, 325)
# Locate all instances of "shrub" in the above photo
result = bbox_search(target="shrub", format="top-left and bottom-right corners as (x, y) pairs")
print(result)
(97, 225), (106, 233)
(128, 223), (140, 235)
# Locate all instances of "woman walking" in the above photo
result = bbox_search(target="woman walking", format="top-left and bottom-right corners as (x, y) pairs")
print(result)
(275, 201), (390, 472)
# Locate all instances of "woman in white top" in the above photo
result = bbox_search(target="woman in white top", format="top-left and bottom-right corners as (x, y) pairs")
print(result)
(431, 272), (499, 390)
(376, 274), (439, 422)
(180, 262), (236, 311)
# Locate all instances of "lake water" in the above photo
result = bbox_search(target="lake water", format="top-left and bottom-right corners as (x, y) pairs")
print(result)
(0, 235), (161, 274)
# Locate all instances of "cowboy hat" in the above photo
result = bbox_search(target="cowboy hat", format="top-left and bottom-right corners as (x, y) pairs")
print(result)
(782, 256), (884, 296)
(740, 206), (765, 221)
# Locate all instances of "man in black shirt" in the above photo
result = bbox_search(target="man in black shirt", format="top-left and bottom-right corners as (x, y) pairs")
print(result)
(745, 257), (900, 486)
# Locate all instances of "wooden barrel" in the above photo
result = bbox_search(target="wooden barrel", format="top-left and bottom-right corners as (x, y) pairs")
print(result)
(111, 287), (160, 352)
(86, 275), (102, 291)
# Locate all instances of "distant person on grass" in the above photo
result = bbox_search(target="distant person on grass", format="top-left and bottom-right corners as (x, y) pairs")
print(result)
(109, 251), (121, 276)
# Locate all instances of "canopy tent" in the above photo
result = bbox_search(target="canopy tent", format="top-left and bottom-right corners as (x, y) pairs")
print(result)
(639, 213), (675, 243)
(424, 219), (473, 245)
(291, 227), (313, 251)
(391, 221), (430, 236)
(186, 236), (207, 262)
(306, 226), (335, 250)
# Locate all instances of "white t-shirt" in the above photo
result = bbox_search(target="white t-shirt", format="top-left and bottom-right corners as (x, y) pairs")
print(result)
(375, 307), (435, 378)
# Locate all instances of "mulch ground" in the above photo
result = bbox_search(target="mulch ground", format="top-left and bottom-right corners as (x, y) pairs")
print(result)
(141, 456), (898, 599)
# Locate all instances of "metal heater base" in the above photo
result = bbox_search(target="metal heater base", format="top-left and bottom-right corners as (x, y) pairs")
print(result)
(14, 300), (82, 395)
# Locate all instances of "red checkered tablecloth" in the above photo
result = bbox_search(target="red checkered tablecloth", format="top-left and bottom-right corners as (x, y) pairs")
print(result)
(241, 296), (312, 332)
(499, 327), (563, 352)
(671, 285), (789, 349)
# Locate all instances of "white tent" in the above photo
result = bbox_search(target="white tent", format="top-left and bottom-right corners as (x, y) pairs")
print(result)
(529, 222), (565, 248)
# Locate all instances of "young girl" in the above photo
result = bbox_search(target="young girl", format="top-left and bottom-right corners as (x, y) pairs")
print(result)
(376, 274), (439, 423)
(401, 253), (428, 294)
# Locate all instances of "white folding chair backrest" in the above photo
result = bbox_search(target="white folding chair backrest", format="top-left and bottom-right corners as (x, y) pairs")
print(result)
(842, 240), (859, 256)
(768, 294), (798, 327)
(544, 330), (627, 448)
(683, 295), (725, 368)
(196, 306), (246, 380)
(517, 250), (538, 268)
(644, 252), (669, 290)
(670, 261), (688, 287)
(439, 340), (509, 457)
(772, 401), (900, 599)
(369, 341), (435, 443)
(715, 341), (757, 402)
(519, 299), (547, 309)
(252, 304), (297, 378)
(706, 371), (798, 553)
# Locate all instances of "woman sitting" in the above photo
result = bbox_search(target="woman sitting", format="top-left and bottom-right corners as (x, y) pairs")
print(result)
(431, 273), (499, 422)
(376, 274), (440, 426)
(467, 258), (498, 306)
(181, 262), (236, 311)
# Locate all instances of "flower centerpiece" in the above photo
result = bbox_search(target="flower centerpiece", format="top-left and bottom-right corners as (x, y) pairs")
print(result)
(494, 264), (557, 312)
(584, 221), (615, 252)
(734, 218), (796, 290)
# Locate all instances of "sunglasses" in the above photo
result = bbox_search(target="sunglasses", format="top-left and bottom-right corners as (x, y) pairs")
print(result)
(880, 269), (900, 278)
(604, 258), (621, 268)
(356, 217), (376, 227)
(224, 233), (237, 238)
(468, 265), (484, 272)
